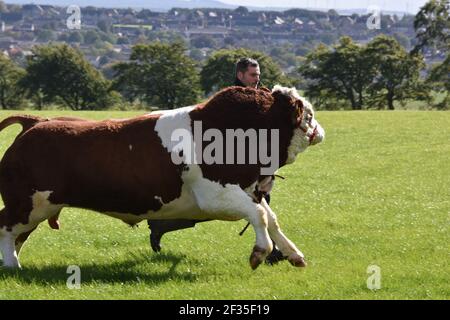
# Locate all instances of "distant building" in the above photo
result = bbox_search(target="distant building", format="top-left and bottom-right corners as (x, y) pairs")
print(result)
(13, 23), (35, 32)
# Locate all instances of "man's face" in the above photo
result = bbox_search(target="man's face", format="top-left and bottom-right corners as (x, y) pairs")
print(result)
(237, 65), (260, 88)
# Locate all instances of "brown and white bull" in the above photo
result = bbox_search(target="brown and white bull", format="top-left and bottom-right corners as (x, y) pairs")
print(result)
(0, 85), (324, 270)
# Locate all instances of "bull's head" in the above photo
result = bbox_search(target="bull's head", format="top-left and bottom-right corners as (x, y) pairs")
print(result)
(272, 85), (325, 164)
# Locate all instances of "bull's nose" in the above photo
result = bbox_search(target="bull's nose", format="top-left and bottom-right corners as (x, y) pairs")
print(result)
(311, 126), (325, 145)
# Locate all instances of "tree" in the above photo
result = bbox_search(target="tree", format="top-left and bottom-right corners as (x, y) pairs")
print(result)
(83, 30), (101, 45)
(99, 31), (116, 44)
(200, 48), (289, 95)
(327, 9), (339, 17)
(299, 37), (374, 110)
(20, 44), (113, 110)
(366, 35), (428, 110)
(68, 31), (84, 43)
(427, 54), (450, 109)
(117, 36), (130, 45)
(189, 48), (205, 61)
(191, 35), (217, 49)
(97, 20), (112, 34)
(112, 42), (201, 109)
(413, 0), (449, 53)
(413, 0), (450, 108)
(0, 54), (25, 109)
(269, 44), (299, 68)
(300, 36), (429, 110)
(223, 36), (236, 46)
(36, 29), (56, 42)
(393, 32), (411, 50)
(234, 6), (249, 15)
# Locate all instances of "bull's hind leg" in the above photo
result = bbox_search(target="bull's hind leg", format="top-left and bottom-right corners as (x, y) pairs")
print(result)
(0, 208), (24, 268)
(0, 191), (64, 268)
(0, 228), (20, 268)
(260, 198), (307, 267)
(1, 224), (40, 268)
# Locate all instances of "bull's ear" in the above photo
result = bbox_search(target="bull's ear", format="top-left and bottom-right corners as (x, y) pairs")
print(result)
(293, 99), (304, 126)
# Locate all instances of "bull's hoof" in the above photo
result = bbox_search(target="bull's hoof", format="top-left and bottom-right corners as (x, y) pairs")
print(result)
(250, 246), (268, 270)
(48, 216), (60, 230)
(288, 253), (307, 268)
(150, 233), (162, 253)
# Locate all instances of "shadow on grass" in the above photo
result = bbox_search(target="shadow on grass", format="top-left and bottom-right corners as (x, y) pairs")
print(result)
(0, 250), (200, 286)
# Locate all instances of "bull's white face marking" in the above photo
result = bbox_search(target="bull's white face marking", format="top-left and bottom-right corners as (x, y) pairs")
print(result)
(286, 128), (309, 164)
(272, 85), (324, 164)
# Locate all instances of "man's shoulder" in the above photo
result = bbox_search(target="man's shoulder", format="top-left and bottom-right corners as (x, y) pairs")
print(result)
(234, 78), (246, 87)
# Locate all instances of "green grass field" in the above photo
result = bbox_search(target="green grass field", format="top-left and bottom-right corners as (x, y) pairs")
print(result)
(0, 110), (448, 300)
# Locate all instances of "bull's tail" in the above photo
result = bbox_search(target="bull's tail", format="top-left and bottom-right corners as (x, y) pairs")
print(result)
(0, 115), (46, 139)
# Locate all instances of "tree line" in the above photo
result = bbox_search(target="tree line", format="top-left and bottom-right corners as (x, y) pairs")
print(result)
(0, 0), (448, 111)
(0, 42), (291, 111)
(300, 35), (429, 110)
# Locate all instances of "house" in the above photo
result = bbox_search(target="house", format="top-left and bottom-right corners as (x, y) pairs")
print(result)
(13, 23), (35, 32)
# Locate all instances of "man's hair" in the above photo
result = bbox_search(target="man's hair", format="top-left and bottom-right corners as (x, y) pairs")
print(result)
(235, 57), (259, 76)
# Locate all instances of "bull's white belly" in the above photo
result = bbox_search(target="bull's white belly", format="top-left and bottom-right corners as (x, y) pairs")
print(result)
(147, 164), (245, 221)
(103, 164), (247, 225)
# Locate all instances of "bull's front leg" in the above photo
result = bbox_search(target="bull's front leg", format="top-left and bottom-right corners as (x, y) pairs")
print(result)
(247, 204), (274, 269)
(260, 198), (307, 267)
(192, 184), (272, 270)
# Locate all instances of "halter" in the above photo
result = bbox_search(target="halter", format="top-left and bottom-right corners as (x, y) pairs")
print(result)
(296, 100), (318, 145)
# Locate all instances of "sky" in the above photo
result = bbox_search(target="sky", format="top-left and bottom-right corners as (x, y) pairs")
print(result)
(221, 0), (428, 13)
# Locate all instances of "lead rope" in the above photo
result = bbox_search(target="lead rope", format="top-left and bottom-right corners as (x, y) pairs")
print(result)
(239, 222), (251, 236)
(238, 175), (285, 236)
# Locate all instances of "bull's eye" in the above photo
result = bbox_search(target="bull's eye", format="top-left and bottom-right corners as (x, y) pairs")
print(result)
(305, 114), (312, 123)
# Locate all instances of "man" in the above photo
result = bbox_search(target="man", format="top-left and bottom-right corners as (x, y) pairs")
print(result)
(233, 58), (269, 206)
(234, 57), (260, 89)
(147, 57), (285, 264)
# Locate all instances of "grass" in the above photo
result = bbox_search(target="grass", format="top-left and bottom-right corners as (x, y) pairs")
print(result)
(0, 110), (448, 300)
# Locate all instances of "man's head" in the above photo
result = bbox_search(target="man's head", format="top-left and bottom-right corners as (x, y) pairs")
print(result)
(235, 57), (260, 88)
